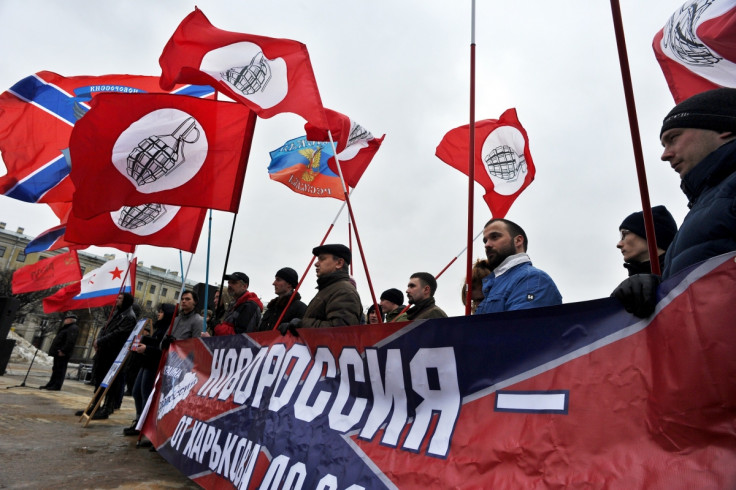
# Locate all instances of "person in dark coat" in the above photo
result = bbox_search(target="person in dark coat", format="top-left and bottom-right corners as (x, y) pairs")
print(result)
(617, 205), (677, 276)
(614, 88), (736, 317)
(259, 267), (307, 331)
(124, 303), (175, 436)
(76, 292), (137, 419)
(39, 312), (80, 391)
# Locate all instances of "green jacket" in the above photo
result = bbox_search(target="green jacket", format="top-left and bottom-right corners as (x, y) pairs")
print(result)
(394, 297), (447, 322)
(302, 270), (362, 328)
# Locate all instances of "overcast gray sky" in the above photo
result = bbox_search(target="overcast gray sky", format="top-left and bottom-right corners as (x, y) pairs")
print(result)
(0, 0), (689, 317)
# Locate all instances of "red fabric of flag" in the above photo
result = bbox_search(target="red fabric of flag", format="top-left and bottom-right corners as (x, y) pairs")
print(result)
(304, 108), (385, 188)
(69, 92), (256, 219)
(65, 204), (206, 253)
(0, 72), (212, 204)
(435, 108), (535, 218)
(11, 250), (81, 294)
(159, 8), (328, 129)
(653, 0), (736, 103)
(43, 257), (136, 313)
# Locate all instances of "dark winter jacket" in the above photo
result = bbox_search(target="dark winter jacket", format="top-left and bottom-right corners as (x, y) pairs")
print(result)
(96, 305), (137, 356)
(48, 321), (79, 358)
(259, 291), (307, 331)
(394, 297), (447, 322)
(624, 254), (667, 276)
(302, 270), (362, 328)
(138, 304), (175, 371)
(664, 140), (736, 279)
(214, 291), (263, 335)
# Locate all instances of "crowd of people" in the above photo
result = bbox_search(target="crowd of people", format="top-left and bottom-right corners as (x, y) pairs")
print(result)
(32, 87), (736, 452)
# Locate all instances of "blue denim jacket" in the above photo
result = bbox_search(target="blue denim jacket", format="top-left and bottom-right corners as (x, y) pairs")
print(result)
(475, 254), (562, 315)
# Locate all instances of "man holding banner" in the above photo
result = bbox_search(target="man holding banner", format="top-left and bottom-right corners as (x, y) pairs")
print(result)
(615, 88), (736, 317)
(76, 293), (137, 419)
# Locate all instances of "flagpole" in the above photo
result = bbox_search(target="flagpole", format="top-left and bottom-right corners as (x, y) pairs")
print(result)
(436, 230), (484, 280)
(326, 130), (382, 323)
(390, 229), (483, 322)
(202, 209), (213, 333)
(609, 0), (660, 275)
(272, 198), (349, 331)
(465, 0), (477, 315)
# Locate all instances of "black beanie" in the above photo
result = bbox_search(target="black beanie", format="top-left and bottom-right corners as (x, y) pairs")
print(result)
(275, 267), (299, 288)
(380, 288), (404, 306)
(619, 205), (678, 251)
(660, 88), (736, 137)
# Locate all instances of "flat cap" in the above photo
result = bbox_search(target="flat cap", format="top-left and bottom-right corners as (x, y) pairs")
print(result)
(312, 244), (351, 265)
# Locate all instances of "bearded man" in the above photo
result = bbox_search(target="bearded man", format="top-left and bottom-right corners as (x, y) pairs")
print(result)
(474, 218), (562, 314)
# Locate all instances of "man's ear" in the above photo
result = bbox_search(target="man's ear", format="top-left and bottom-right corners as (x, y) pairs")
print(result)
(513, 234), (524, 251)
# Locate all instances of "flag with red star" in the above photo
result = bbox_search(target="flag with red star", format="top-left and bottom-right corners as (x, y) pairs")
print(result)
(43, 257), (136, 313)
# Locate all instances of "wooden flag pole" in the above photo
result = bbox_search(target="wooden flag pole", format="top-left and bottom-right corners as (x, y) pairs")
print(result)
(465, 0), (477, 315)
(609, 0), (661, 275)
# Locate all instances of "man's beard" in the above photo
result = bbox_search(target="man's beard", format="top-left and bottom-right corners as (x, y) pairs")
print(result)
(486, 242), (516, 270)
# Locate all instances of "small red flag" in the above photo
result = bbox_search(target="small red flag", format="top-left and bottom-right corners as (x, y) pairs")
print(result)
(436, 108), (535, 218)
(159, 8), (328, 129)
(653, 0), (736, 103)
(12, 250), (82, 294)
(304, 108), (384, 188)
(65, 204), (206, 253)
(69, 93), (256, 219)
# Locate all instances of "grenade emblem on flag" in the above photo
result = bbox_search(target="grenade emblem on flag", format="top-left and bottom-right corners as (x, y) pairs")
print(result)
(663, 0), (721, 66)
(484, 145), (527, 182)
(347, 122), (372, 147)
(222, 51), (272, 95)
(126, 117), (200, 186)
(117, 204), (167, 230)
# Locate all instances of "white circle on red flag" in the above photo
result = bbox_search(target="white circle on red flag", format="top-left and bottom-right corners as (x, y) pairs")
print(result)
(110, 204), (180, 236)
(481, 126), (527, 196)
(112, 109), (208, 192)
(200, 42), (288, 109)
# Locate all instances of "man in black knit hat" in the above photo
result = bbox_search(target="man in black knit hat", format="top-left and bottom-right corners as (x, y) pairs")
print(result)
(259, 267), (307, 331)
(617, 205), (678, 276)
(614, 88), (736, 317)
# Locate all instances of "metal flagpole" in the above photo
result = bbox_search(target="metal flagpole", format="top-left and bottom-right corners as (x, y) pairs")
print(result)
(465, 0), (477, 314)
(609, 0), (661, 275)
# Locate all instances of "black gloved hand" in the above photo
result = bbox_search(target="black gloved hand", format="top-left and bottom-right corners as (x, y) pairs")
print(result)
(612, 274), (661, 318)
(160, 335), (175, 351)
(277, 318), (301, 336)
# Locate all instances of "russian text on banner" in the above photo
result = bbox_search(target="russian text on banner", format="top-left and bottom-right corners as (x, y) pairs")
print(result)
(142, 252), (736, 488)
(69, 93), (256, 219)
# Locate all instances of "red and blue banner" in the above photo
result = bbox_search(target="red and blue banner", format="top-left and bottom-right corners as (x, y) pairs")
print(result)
(143, 252), (736, 488)
(268, 136), (345, 199)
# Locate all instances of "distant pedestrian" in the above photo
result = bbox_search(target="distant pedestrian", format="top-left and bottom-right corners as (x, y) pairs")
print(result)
(39, 312), (79, 391)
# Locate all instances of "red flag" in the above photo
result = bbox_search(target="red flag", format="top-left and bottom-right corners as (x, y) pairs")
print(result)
(43, 257), (136, 313)
(159, 8), (328, 129)
(304, 108), (385, 188)
(435, 108), (535, 218)
(653, 0), (736, 103)
(65, 204), (206, 253)
(69, 93), (256, 219)
(11, 251), (81, 294)
(0, 71), (214, 204)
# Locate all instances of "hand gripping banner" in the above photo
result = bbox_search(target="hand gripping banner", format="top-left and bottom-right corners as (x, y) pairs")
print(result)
(143, 252), (736, 489)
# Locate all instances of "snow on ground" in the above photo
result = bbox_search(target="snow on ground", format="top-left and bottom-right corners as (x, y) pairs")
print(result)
(8, 330), (53, 366)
